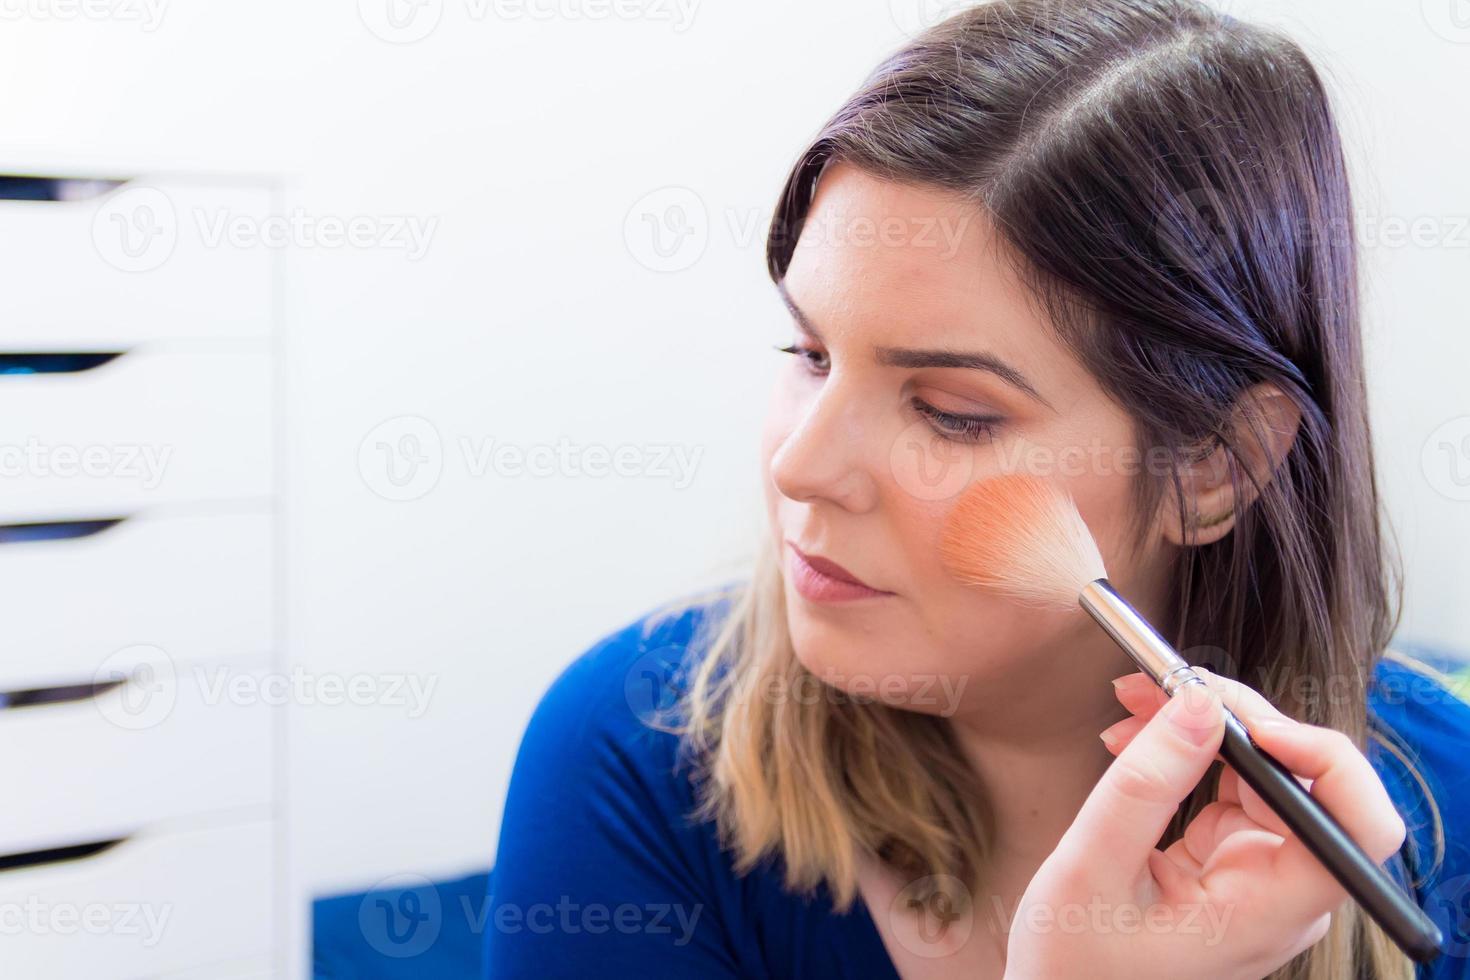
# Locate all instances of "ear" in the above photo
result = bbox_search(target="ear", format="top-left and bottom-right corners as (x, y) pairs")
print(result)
(1158, 382), (1303, 547)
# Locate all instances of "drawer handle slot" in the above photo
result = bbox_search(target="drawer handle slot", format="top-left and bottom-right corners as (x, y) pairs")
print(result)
(0, 352), (123, 376)
(0, 676), (127, 711)
(0, 837), (127, 873)
(0, 518), (125, 545)
(0, 175), (124, 202)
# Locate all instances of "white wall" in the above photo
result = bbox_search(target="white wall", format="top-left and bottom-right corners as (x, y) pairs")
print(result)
(0, 0), (1464, 932)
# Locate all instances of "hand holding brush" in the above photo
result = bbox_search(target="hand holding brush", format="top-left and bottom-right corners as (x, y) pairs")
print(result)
(939, 473), (1441, 974)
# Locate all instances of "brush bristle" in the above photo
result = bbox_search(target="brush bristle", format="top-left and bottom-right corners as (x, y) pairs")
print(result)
(938, 474), (1108, 609)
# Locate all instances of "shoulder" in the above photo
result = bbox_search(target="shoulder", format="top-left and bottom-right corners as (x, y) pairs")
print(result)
(514, 585), (737, 771)
(1367, 651), (1470, 975)
(484, 585), (748, 977)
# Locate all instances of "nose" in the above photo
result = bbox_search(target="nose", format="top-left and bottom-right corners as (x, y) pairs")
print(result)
(769, 379), (880, 513)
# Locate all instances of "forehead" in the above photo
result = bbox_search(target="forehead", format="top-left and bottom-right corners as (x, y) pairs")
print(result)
(782, 163), (1092, 404)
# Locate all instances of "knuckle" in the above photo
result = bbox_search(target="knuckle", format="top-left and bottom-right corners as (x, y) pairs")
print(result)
(1324, 728), (1356, 755)
(1307, 911), (1333, 947)
(1108, 753), (1176, 807)
(1263, 911), (1333, 967)
(1368, 811), (1408, 861)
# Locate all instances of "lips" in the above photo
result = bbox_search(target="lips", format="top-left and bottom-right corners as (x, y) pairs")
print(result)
(785, 541), (894, 603)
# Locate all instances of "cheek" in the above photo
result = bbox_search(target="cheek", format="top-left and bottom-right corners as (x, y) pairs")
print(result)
(887, 424), (980, 504)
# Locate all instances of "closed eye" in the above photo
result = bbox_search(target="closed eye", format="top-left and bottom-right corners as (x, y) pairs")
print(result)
(911, 397), (1001, 444)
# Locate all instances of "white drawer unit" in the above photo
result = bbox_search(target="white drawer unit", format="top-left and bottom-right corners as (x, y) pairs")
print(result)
(0, 510), (275, 690)
(0, 175), (276, 350)
(0, 819), (276, 978)
(0, 657), (275, 855)
(0, 169), (288, 977)
(0, 343), (274, 524)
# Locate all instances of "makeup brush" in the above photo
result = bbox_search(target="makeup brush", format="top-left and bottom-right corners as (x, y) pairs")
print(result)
(938, 473), (1443, 964)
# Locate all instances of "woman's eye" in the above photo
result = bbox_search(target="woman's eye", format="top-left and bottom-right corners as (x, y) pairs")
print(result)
(912, 398), (1001, 444)
(775, 342), (830, 375)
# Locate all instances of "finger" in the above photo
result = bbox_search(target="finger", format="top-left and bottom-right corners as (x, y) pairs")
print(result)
(1111, 672), (1169, 717)
(1190, 668), (1294, 723)
(1196, 662), (1404, 860)
(1182, 800), (1282, 867)
(1217, 764), (1241, 805)
(1099, 714), (1147, 754)
(1148, 847), (1206, 904)
(1115, 666), (1291, 728)
(1224, 764), (1298, 839)
(1063, 681), (1227, 876)
(1245, 720), (1408, 888)
(1162, 835), (1205, 877)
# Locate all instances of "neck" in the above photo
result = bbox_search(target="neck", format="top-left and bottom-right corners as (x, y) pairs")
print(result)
(944, 623), (1140, 863)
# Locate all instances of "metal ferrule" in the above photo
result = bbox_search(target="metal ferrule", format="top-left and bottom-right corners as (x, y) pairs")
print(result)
(1078, 578), (1206, 695)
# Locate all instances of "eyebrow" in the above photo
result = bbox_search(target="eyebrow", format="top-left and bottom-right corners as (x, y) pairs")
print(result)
(775, 280), (1053, 409)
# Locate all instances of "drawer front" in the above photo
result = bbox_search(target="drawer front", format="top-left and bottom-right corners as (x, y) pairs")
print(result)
(0, 177), (275, 349)
(0, 658), (275, 855)
(0, 819), (275, 978)
(0, 510), (274, 689)
(0, 345), (273, 523)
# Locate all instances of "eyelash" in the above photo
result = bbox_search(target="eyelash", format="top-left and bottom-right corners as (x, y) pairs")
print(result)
(910, 399), (1001, 444)
(774, 342), (1002, 445)
(775, 342), (829, 373)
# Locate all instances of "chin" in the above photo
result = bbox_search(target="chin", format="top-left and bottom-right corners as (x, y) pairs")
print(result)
(782, 592), (970, 717)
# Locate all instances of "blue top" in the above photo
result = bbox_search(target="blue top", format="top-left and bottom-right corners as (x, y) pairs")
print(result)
(481, 594), (1470, 979)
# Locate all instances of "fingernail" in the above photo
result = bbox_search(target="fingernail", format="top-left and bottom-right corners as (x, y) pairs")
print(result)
(1166, 683), (1222, 744)
(1111, 672), (1148, 691)
(1098, 718), (1130, 747)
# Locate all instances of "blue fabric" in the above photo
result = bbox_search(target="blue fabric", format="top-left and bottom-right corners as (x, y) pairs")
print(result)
(481, 595), (1470, 978)
(317, 595), (1470, 977)
(314, 872), (488, 979)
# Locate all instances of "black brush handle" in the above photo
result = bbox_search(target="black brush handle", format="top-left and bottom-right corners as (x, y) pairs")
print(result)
(1218, 710), (1442, 963)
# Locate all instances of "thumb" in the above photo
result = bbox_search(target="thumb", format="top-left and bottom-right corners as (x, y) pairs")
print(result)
(1063, 681), (1226, 875)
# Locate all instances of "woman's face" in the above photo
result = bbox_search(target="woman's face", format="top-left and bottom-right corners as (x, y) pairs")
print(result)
(761, 163), (1174, 726)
